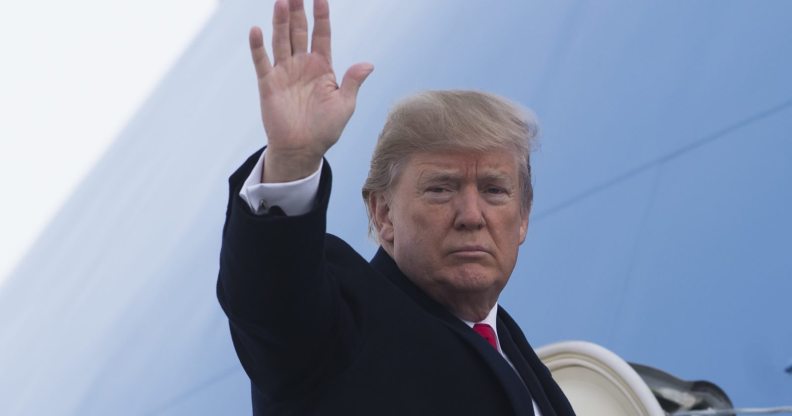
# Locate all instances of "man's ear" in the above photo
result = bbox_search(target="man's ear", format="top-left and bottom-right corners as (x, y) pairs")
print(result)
(518, 205), (530, 245)
(368, 192), (394, 244)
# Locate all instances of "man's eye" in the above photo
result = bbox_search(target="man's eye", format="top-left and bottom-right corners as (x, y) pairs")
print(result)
(485, 187), (506, 195)
(427, 187), (448, 193)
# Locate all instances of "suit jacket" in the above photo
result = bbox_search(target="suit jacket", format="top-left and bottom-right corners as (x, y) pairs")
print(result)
(217, 150), (576, 416)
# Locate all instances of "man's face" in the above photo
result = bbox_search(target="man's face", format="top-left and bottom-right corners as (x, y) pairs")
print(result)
(373, 149), (529, 318)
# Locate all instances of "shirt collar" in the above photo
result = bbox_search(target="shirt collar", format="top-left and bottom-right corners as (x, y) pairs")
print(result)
(459, 304), (499, 330)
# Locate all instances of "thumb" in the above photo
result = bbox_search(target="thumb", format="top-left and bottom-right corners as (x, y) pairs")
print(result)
(339, 62), (374, 101)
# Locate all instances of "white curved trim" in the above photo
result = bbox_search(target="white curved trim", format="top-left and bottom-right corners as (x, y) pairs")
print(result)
(537, 341), (665, 416)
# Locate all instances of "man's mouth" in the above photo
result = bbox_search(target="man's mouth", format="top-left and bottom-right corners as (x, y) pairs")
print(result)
(449, 246), (490, 257)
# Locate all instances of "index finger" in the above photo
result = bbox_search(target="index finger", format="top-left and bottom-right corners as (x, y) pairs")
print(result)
(310, 0), (332, 63)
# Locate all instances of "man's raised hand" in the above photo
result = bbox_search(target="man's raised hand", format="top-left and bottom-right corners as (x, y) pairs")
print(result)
(250, 0), (373, 182)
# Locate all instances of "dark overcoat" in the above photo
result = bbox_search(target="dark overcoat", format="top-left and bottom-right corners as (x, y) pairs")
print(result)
(217, 150), (576, 416)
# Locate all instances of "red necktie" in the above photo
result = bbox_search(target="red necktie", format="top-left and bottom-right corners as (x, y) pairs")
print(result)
(473, 323), (498, 351)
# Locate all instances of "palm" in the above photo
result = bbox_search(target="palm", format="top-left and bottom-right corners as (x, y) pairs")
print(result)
(249, 0), (373, 182)
(259, 53), (348, 156)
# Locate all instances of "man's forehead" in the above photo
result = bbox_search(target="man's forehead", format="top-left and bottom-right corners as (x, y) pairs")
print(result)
(408, 150), (519, 176)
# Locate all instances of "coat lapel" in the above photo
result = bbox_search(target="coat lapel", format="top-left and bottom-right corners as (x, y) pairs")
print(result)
(498, 317), (556, 416)
(498, 309), (577, 416)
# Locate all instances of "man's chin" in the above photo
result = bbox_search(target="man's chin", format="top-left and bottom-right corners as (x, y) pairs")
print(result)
(445, 267), (504, 293)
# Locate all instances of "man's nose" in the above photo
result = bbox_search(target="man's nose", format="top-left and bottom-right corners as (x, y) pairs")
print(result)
(453, 187), (485, 230)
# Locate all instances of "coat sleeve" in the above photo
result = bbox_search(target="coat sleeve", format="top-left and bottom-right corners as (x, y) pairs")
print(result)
(216, 149), (357, 402)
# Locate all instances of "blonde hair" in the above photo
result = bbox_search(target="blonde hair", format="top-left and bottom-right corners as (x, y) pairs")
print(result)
(362, 90), (538, 234)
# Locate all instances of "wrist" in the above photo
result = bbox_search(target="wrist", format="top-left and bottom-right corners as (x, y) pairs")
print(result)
(262, 150), (323, 183)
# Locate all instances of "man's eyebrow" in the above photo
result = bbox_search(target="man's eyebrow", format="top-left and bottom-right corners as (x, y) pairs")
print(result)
(417, 170), (462, 183)
(478, 171), (515, 184)
(416, 170), (515, 185)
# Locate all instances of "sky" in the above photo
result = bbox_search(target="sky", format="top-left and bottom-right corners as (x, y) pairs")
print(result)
(0, 0), (217, 284)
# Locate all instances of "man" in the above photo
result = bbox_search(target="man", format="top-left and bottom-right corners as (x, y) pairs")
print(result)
(217, 0), (576, 414)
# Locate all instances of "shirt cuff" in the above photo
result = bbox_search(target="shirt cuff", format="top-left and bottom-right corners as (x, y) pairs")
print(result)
(238, 149), (323, 216)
